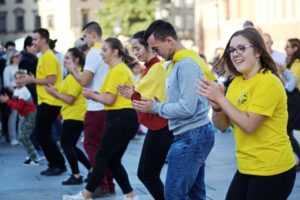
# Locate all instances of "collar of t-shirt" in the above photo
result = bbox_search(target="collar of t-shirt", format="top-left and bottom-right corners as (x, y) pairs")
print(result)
(92, 42), (101, 50)
(143, 56), (160, 76)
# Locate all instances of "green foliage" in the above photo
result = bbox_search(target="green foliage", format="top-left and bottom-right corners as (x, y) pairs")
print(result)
(98, 0), (158, 37)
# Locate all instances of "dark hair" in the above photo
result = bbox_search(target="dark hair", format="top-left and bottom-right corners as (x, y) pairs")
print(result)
(286, 38), (300, 69)
(104, 37), (135, 66)
(49, 39), (57, 50)
(23, 36), (33, 50)
(5, 41), (15, 49)
(217, 28), (279, 77)
(33, 28), (50, 43)
(144, 20), (177, 42)
(82, 21), (102, 37)
(243, 20), (254, 28)
(132, 30), (148, 47)
(67, 47), (85, 68)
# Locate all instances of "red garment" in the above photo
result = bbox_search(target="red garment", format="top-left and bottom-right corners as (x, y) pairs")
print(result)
(7, 98), (36, 116)
(133, 56), (168, 131)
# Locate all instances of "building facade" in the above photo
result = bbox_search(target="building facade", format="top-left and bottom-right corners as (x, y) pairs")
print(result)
(156, 0), (195, 41)
(0, 0), (102, 52)
(0, 0), (40, 44)
(195, 0), (300, 59)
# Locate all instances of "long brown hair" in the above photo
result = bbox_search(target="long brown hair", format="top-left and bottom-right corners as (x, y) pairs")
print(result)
(217, 28), (279, 78)
(286, 38), (300, 69)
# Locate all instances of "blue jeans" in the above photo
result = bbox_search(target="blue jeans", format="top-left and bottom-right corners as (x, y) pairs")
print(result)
(165, 123), (215, 200)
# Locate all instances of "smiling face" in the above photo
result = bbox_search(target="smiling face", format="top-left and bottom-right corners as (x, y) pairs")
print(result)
(131, 38), (149, 62)
(32, 32), (45, 52)
(229, 35), (260, 76)
(147, 34), (174, 60)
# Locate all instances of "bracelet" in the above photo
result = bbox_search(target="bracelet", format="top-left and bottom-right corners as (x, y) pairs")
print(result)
(212, 107), (222, 112)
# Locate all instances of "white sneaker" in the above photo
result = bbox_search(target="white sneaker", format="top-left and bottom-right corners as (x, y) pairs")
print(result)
(123, 195), (139, 200)
(10, 139), (19, 146)
(62, 192), (92, 200)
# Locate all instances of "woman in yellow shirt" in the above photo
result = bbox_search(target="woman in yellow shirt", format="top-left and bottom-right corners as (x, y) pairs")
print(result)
(198, 28), (296, 200)
(63, 38), (139, 200)
(45, 48), (91, 185)
(285, 38), (300, 168)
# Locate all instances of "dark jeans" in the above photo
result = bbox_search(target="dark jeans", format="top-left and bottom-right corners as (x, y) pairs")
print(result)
(226, 167), (296, 200)
(61, 120), (91, 174)
(35, 103), (65, 169)
(86, 109), (138, 194)
(137, 127), (173, 200)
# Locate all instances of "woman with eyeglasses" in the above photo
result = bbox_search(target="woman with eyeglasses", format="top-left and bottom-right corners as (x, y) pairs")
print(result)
(198, 28), (296, 200)
(285, 38), (300, 171)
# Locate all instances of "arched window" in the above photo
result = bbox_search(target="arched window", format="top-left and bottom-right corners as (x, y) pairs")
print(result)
(13, 8), (25, 32)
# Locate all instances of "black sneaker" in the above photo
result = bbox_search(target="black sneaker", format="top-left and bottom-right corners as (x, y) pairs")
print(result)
(23, 158), (39, 166)
(41, 167), (67, 176)
(62, 175), (83, 185)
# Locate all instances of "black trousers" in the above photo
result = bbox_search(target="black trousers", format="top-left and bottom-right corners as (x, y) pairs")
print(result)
(137, 126), (173, 200)
(225, 167), (296, 200)
(0, 103), (10, 142)
(35, 103), (65, 169)
(61, 120), (91, 174)
(287, 90), (300, 160)
(86, 109), (138, 194)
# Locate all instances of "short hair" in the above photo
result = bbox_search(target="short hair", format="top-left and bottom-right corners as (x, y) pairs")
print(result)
(23, 36), (33, 50)
(5, 41), (15, 49)
(144, 20), (177, 41)
(33, 28), (50, 42)
(82, 21), (102, 37)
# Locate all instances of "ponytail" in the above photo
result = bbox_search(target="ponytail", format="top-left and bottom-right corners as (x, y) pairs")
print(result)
(105, 37), (135, 66)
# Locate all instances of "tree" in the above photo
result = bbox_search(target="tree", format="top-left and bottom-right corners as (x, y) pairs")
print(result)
(98, 0), (158, 37)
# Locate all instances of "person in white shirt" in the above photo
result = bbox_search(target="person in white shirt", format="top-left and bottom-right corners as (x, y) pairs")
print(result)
(3, 51), (20, 145)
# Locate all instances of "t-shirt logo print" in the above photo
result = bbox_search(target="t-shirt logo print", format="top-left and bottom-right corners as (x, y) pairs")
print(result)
(238, 91), (248, 105)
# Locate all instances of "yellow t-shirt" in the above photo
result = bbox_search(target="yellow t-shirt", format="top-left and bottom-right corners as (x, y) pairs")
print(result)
(290, 59), (300, 90)
(135, 61), (166, 101)
(59, 74), (86, 121)
(36, 49), (62, 106)
(171, 49), (216, 81)
(100, 62), (133, 110)
(226, 71), (296, 176)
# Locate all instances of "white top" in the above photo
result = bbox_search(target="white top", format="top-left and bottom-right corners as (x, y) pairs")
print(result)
(13, 86), (32, 101)
(84, 47), (109, 111)
(271, 50), (286, 66)
(3, 64), (18, 90)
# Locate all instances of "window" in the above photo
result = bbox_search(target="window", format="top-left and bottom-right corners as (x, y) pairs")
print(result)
(15, 0), (23, 3)
(16, 15), (24, 31)
(0, 12), (7, 33)
(14, 8), (25, 32)
(174, 15), (183, 29)
(81, 9), (89, 28)
(35, 15), (41, 29)
(47, 15), (54, 29)
(0, 0), (5, 5)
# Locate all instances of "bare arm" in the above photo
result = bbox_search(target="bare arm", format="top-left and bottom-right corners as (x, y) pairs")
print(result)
(83, 88), (116, 106)
(70, 67), (93, 87)
(45, 85), (75, 105)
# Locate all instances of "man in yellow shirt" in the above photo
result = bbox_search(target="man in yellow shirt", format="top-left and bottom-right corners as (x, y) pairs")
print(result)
(20, 28), (66, 176)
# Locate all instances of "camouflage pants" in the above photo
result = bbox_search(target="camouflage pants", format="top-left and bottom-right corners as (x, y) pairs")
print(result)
(18, 111), (38, 161)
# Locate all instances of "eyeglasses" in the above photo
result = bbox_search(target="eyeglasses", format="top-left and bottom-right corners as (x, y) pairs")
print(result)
(228, 44), (253, 55)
